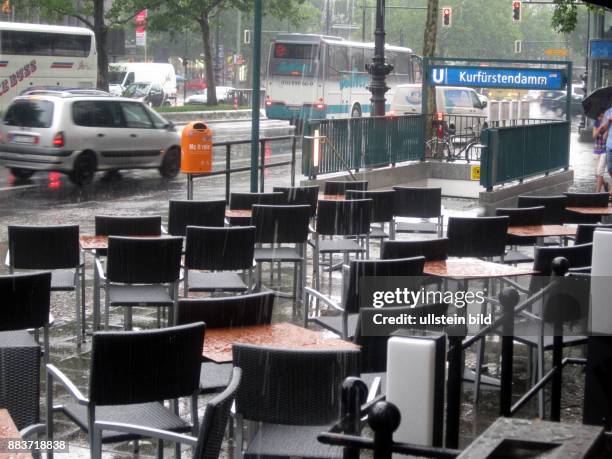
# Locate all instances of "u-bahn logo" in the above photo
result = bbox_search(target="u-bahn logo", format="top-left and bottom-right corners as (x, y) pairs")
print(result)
(432, 68), (447, 85)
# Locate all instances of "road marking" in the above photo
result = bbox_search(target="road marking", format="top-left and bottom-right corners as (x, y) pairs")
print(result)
(0, 183), (37, 192)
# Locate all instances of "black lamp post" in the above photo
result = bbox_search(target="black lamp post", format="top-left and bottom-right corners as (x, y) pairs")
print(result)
(367, 0), (392, 117)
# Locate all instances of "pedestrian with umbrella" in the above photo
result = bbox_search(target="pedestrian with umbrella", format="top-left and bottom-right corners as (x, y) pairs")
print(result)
(582, 86), (612, 194)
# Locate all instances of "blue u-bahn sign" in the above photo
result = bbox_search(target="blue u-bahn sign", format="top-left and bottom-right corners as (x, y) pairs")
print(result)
(429, 66), (566, 90)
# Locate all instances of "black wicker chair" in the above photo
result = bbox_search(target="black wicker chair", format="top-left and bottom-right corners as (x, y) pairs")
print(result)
(564, 192), (609, 224)
(233, 344), (360, 458)
(517, 195), (567, 225)
(96, 236), (183, 330)
(575, 223), (612, 245)
(273, 185), (320, 218)
(251, 205), (310, 309)
(8, 224), (85, 346)
(393, 186), (443, 236)
(313, 199), (372, 292)
(0, 272), (49, 438)
(305, 256), (425, 339)
(323, 180), (367, 196)
(167, 200), (226, 236)
(494, 206), (545, 264)
(47, 323), (205, 459)
(95, 215), (162, 237)
(177, 291), (274, 393)
(184, 226), (256, 295)
(228, 192), (284, 226)
(0, 271), (51, 361)
(346, 189), (396, 242)
(92, 367), (241, 459)
(381, 238), (448, 261)
(447, 216), (509, 259)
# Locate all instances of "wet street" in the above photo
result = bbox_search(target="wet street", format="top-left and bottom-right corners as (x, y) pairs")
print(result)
(0, 118), (599, 457)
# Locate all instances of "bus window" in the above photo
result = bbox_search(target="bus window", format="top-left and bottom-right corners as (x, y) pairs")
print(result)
(0, 30), (91, 57)
(393, 53), (411, 77)
(125, 72), (135, 86)
(269, 43), (318, 77)
(351, 48), (365, 74)
(327, 45), (349, 82)
(411, 55), (423, 83)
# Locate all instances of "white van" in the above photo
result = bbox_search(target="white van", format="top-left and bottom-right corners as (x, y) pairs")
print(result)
(108, 63), (177, 100)
(390, 84), (487, 132)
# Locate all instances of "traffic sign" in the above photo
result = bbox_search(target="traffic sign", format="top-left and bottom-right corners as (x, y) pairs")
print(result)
(471, 165), (480, 181)
(544, 48), (569, 57)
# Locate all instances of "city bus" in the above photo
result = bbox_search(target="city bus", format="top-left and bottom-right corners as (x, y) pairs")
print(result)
(0, 22), (97, 112)
(265, 33), (422, 122)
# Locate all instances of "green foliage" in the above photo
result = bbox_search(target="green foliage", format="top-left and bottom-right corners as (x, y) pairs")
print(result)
(551, 0), (579, 34)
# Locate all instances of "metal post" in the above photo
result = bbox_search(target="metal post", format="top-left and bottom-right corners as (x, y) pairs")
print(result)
(445, 329), (464, 449)
(225, 144), (231, 202)
(370, 402), (401, 459)
(362, 0), (366, 42)
(368, 0), (391, 117)
(187, 174), (193, 200)
(260, 140), (266, 192)
(291, 135), (297, 187)
(250, 0), (262, 192)
(340, 377), (368, 459)
(500, 288), (519, 417)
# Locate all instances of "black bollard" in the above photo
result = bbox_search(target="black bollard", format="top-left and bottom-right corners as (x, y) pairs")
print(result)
(369, 401), (402, 459)
(550, 257), (570, 422)
(340, 377), (369, 459)
(499, 287), (520, 417)
(445, 325), (466, 449)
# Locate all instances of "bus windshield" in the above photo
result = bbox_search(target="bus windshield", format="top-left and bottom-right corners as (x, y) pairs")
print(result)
(269, 42), (318, 77)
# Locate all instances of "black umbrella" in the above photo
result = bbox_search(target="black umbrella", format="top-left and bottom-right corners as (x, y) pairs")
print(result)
(582, 86), (612, 119)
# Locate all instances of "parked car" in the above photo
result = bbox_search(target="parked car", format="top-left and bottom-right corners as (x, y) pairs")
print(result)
(108, 63), (177, 100)
(540, 90), (583, 118)
(0, 94), (180, 185)
(122, 81), (167, 107)
(185, 86), (235, 104)
(185, 78), (207, 91)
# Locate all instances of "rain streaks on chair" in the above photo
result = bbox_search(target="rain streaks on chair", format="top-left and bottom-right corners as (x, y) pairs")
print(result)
(228, 192), (284, 226)
(167, 199), (226, 236)
(323, 180), (368, 196)
(393, 187), (443, 237)
(8, 224), (85, 346)
(176, 291), (274, 393)
(346, 189), (396, 244)
(495, 206), (545, 264)
(97, 236), (183, 330)
(251, 204), (310, 311)
(184, 226), (256, 295)
(47, 323), (205, 459)
(232, 344), (360, 459)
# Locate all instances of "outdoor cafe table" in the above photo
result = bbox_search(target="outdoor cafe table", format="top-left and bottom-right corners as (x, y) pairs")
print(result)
(202, 322), (359, 363)
(507, 224), (577, 246)
(566, 206), (612, 217)
(0, 409), (32, 459)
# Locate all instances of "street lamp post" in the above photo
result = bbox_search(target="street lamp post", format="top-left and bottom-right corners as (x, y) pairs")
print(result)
(367, 0), (392, 117)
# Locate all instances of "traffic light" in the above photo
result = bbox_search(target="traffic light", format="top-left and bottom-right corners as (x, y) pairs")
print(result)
(442, 7), (452, 28)
(512, 1), (521, 22)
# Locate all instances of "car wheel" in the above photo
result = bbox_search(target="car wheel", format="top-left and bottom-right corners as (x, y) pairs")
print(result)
(159, 147), (180, 178)
(554, 107), (564, 118)
(9, 168), (34, 180)
(69, 152), (97, 185)
(351, 105), (362, 118)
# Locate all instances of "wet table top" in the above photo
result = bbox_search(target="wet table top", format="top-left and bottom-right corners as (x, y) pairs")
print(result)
(507, 224), (577, 238)
(424, 258), (537, 280)
(79, 235), (169, 250)
(225, 209), (252, 219)
(0, 409), (32, 459)
(458, 417), (603, 458)
(202, 322), (358, 363)
(319, 194), (346, 201)
(566, 206), (612, 215)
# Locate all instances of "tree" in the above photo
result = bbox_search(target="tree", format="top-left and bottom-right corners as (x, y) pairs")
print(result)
(26, 0), (159, 90)
(149, 0), (306, 105)
(422, 0), (439, 116)
(551, 0), (604, 34)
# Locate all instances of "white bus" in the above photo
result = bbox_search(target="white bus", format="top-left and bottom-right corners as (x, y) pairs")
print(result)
(0, 22), (97, 112)
(265, 33), (422, 122)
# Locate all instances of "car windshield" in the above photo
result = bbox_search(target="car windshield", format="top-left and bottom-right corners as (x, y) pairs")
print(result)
(108, 70), (126, 85)
(123, 83), (150, 98)
(4, 99), (54, 128)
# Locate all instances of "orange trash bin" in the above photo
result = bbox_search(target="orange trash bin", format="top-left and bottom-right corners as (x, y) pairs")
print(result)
(180, 121), (213, 174)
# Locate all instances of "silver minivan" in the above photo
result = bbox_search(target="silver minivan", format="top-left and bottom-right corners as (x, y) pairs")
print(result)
(0, 93), (181, 185)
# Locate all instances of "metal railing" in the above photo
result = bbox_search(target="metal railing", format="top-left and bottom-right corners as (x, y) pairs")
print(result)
(302, 114), (425, 178)
(479, 120), (570, 191)
(185, 134), (297, 200)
